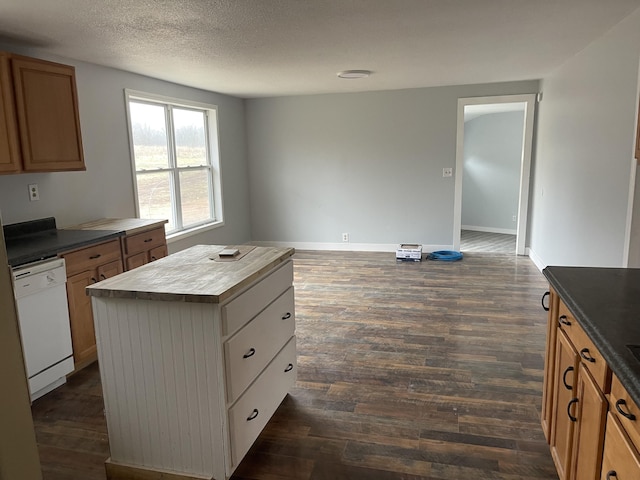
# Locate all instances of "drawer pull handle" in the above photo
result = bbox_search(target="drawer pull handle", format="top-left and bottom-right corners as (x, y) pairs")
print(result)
(541, 291), (550, 311)
(243, 348), (256, 359)
(559, 315), (571, 326)
(89, 254), (101, 259)
(282, 312), (292, 320)
(91, 277), (98, 284)
(579, 348), (596, 363)
(284, 363), (294, 373)
(606, 471), (617, 480)
(562, 366), (574, 390)
(247, 409), (259, 421)
(144, 238), (153, 243)
(100, 274), (107, 280)
(567, 398), (578, 422)
(150, 256), (157, 261)
(615, 399), (637, 420)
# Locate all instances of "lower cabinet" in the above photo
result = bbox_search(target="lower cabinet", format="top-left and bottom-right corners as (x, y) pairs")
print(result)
(122, 226), (168, 270)
(542, 291), (639, 480)
(93, 258), (296, 480)
(60, 239), (123, 370)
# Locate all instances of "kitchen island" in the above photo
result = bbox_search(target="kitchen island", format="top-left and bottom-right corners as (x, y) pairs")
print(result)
(541, 267), (640, 480)
(87, 245), (296, 480)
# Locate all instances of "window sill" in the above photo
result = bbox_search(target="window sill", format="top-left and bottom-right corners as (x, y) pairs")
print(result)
(166, 220), (225, 244)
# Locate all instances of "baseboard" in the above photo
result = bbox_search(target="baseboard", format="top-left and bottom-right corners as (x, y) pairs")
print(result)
(105, 458), (212, 480)
(527, 247), (546, 272)
(462, 225), (517, 235)
(251, 241), (454, 253)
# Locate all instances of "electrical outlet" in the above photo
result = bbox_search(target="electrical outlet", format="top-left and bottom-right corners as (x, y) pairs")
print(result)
(28, 184), (40, 201)
(443, 168), (453, 177)
(342, 233), (349, 242)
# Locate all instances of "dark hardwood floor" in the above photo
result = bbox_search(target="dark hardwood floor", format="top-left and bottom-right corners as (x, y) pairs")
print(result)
(32, 250), (558, 480)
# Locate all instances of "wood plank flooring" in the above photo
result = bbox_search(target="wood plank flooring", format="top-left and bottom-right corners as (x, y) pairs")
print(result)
(32, 250), (558, 480)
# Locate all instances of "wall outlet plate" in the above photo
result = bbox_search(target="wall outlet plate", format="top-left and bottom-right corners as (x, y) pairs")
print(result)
(443, 168), (453, 177)
(28, 184), (40, 201)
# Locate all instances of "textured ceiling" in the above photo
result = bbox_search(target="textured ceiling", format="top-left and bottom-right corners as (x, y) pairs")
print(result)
(0, 0), (639, 98)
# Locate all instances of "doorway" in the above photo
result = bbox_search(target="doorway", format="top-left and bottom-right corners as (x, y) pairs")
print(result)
(453, 94), (536, 255)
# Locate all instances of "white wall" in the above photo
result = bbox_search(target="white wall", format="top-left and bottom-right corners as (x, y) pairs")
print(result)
(245, 81), (539, 250)
(529, 7), (640, 268)
(0, 47), (252, 252)
(462, 111), (524, 233)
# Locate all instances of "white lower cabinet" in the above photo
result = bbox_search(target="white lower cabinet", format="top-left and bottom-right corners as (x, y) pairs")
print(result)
(92, 259), (296, 480)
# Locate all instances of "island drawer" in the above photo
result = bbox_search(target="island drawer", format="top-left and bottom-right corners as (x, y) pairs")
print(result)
(60, 239), (122, 276)
(124, 226), (166, 255)
(558, 300), (610, 391)
(222, 260), (293, 336)
(225, 287), (295, 402)
(611, 374), (640, 451)
(228, 336), (297, 467)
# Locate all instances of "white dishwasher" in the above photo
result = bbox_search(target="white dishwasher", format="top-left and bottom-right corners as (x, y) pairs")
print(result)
(12, 257), (74, 402)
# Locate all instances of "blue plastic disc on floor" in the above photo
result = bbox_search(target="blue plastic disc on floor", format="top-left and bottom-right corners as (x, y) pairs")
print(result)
(427, 250), (463, 261)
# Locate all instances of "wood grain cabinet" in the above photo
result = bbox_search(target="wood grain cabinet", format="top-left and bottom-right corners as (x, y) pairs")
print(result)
(0, 51), (85, 174)
(122, 226), (168, 270)
(544, 297), (610, 480)
(60, 239), (123, 370)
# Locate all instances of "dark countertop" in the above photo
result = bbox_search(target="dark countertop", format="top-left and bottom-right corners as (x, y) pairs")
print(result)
(543, 266), (640, 407)
(4, 217), (123, 267)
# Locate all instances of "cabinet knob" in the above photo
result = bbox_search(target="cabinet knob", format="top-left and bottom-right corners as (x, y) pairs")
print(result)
(558, 315), (571, 326)
(562, 365), (574, 390)
(243, 348), (256, 359)
(567, 398), (578, 422)
(246, 409), (259, 421)
(282, 312), (292, 320)
(541, 291), (550, 311)
(615, 399), (637, 421)
(606, 471), (617, 480)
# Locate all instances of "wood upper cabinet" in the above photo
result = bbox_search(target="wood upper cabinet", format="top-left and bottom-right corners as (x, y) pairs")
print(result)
(0, 52), (21, 173)
(0, 51), (85, 174)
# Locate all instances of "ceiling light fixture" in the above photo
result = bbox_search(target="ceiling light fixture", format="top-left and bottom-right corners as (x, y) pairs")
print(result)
(337, 70), (372, 79)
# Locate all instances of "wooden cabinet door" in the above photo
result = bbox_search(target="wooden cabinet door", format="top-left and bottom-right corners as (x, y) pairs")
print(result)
(542, 289), (559, 442)
(11, 55), (85, 172)
(97, 259), (123, 282)
(601, 413), (640, 480)
(66, 269), (98, 368)
(550, 329), (579, 480)
(148, 244), (168, 262)
(0, 52), (21, 173)
(570, 363), (608, 480)
(126, 252), (147, 270)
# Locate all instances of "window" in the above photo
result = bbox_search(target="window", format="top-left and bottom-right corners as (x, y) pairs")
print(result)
(125, 90), (222, 235)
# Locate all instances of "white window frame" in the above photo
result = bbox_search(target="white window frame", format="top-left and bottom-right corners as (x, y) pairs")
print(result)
(124, 89), (224, 240)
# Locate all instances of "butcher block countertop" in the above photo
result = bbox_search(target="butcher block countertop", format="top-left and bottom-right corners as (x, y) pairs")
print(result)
(86, 244), (295, 304)
(64, 218), (168, 235)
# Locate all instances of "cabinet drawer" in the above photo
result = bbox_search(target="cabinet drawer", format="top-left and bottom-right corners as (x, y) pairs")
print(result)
(148, 244), (167, 262)
(601, 412), (640, 479)
(124, 227), (166, 255)
(61, 239), (122, 276)
(222, 260), (293, 336)
(228, 336), (297, 467)
(558, 301), (610, 391)
(225, 287), (295, 402)
(611, 374), (640, 452)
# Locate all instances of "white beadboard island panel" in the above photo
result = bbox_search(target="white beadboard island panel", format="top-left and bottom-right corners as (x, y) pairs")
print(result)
(93, 297), (227, 479)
